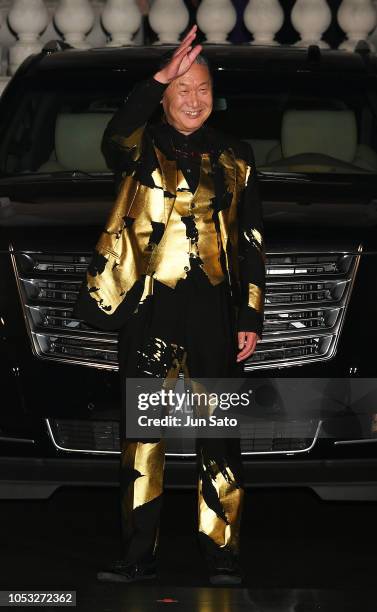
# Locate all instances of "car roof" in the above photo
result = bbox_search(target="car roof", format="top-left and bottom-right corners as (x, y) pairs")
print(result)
(28, 43), (375, 77)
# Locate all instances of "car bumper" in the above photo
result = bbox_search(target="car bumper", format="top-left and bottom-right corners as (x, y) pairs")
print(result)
(0, 455), (377, 501)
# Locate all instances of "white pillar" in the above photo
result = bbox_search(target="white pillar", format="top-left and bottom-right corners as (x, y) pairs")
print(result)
(337, 0), (377, 51)
(148, 0), (189, 44)
(243, 0), (284, 46)
(8, 0), (49, 75)
(101, 0), (142, 46)
(291, 0), (331, 48)
(197, 0), (237, 44)
(54, 0), (95, 49)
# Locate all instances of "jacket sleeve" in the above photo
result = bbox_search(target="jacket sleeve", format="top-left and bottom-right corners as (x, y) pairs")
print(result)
(237, 142), (266, 338)
(73, 78), (168, 329)
(101, 76), (168, 173)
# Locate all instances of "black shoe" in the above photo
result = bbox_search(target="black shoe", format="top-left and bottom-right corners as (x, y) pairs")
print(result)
(96, 559), (157, 583)
(207, 552), (243, 586)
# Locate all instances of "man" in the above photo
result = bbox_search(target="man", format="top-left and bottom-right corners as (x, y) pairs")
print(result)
(76, 25), (265, 586)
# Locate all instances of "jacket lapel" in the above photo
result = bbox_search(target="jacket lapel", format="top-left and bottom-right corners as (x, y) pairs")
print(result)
(154, 146), (178, 225)
(214, 146), (239, 277)
(217, 148), (237, 209)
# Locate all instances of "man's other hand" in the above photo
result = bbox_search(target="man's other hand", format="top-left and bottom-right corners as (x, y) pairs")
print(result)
(153, 25), (202, 85)
(237, 331), (259, 362)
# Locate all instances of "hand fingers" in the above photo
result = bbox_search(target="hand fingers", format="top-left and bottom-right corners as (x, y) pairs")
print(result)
(173, 26), (197, 57)
(239, 339), (257, 360)
(238, 331), (245, 350)
(237, 344), (256, 362)
(187, 44), (202, 64)
(173, 42), (193, 61)
(171, 43), (201, 78)
(237, 345), (253, 360)
(181, 24), (197, 44)
(172, 38), (195, 64)
(237, 334), (257, 362)
(167, 26), (201, 80)
(237, 342), (254, 362)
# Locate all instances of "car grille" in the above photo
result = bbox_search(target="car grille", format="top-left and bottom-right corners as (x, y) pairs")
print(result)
(11, 248), (360, 371)
(12, 251), (118, 368)
(246, 250), (360, 370)
(46, 417), (321, 456)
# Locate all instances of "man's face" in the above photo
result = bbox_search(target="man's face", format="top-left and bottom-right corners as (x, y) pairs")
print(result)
(162, 63), (213, 135)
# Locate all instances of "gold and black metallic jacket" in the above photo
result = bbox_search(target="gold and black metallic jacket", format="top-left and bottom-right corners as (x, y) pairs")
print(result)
(75, 78), (266, 336)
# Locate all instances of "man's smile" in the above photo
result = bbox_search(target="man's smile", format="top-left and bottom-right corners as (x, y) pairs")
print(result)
(183, 110), (203, 117)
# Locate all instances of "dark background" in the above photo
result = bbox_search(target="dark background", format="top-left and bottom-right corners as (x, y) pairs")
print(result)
(1, 487), (377, 611)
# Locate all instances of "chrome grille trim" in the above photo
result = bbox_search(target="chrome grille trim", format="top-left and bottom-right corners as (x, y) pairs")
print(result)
(245, 247), (361, 371)
(32, 329), (117, 345)
(45, 417), (322, 457)
(0, 436), (35, 444)
(11, 246), (361, 371)
(334, 438), (377, 446)
(10, 247), (119, 370)
(45, 419), (119, 455)
(241, 419), (323, 455)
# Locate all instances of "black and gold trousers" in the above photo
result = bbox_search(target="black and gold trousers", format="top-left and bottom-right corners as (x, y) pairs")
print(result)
(117, 267), (245, 565)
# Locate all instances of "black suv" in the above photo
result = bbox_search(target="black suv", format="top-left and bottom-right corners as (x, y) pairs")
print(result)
(1, 41), (377, 501)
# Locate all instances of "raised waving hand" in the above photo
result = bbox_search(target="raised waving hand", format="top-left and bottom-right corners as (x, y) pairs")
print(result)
(154, 25), (203, 85)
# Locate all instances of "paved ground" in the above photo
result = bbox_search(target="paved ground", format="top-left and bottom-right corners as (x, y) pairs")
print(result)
(1, 487), (376, 611)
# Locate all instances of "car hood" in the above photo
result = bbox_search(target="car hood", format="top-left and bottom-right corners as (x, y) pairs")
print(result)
(0, 175), (376, 253)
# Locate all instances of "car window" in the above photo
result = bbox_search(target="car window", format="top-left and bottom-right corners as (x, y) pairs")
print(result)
(1, 71), (377, 176)
(0, 86), (129, 175)
(210, 72), (377, 174)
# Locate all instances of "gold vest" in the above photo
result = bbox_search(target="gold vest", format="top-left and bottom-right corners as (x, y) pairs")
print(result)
(150, 153), (225, 288)
(86, 145), (250, 316)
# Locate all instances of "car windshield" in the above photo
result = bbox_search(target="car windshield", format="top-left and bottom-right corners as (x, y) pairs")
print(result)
(1, 69), (377, 176)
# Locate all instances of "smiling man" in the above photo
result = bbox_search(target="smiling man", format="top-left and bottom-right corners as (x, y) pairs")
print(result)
(76, 25), (265, 586)
(160, 58), (212, 133)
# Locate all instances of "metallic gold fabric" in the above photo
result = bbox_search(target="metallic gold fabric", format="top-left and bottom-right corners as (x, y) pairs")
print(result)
(134, 274), (154, 314)
(110, 125), (145, 162)
(181, 359), (244, 556)
(152, 154), (225, 287)
(121, 437), (244, 561)
(121, 439), (166, 511)
(243, 227), (265, 260)
(118, 278), (245, 563)
(120, 439), (165, 561)
(217, 150), (251, 288)
(86, 144), (252, 316)
(251, 228), (263, 248)
(86, 166), (166, 313)
(248, 283), (264, 314)
(198, 458), (244, 555)
(135, 337), (185, 378)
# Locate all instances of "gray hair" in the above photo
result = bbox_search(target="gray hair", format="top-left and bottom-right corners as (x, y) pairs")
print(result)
(194, 53), (210, 68)
(193, 53), (213, 83)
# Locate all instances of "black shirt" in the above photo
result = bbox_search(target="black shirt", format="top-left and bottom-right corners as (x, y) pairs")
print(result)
(157, 121), (209, 193)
